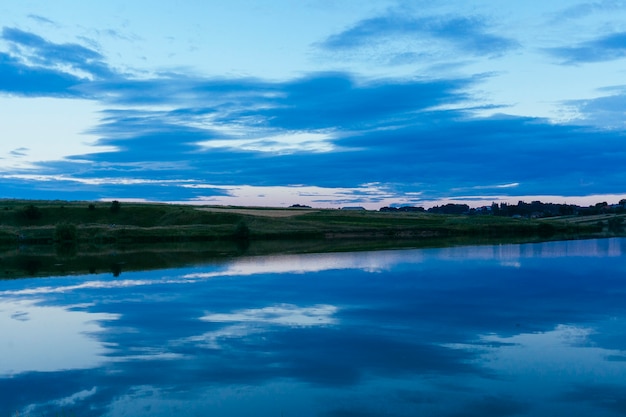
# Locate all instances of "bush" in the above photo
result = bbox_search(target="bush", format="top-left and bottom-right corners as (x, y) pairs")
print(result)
(608, 217), (624, 232)
(55, 223), (77, 242)
(537, 222), (555, 237)
(233, 221), (250, 241)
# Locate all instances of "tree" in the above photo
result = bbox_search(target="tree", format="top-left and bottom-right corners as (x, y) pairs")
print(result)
(20, 204), (42, 221)
(110, 200), (121, 213)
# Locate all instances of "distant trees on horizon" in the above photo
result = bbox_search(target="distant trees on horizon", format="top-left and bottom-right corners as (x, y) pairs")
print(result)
(381, 199), (626, 218)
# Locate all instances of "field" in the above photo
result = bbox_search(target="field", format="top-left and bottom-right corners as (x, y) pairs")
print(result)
(0, 199), (608, 245)
(197, 207), (318, 217)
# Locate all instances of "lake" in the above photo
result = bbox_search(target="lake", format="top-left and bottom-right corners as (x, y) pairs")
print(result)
(1, 238), (626, 416)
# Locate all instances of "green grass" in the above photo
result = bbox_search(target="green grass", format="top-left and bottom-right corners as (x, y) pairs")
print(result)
(0, 198), (607, 248)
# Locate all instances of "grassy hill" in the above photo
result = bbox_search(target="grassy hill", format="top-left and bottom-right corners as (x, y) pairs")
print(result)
(0, 199), (605, 246)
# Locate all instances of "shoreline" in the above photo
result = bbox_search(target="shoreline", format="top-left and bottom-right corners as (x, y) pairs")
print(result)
(0, 199), (623, 279)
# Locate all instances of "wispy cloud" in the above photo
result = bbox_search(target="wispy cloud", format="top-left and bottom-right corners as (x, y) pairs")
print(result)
(2, 27), (113, 79)
(318, 11), (518, 60)
(550, 0), (626, 21)
(27, 14), (57, 26)
(546, 31), (626, 64)
(9, 147), (29, 157)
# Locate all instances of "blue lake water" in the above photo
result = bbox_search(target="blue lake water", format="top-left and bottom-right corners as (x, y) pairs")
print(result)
(1, 238), (626, 416)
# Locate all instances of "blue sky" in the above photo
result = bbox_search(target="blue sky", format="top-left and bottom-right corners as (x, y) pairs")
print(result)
(1, 0), (626, 208)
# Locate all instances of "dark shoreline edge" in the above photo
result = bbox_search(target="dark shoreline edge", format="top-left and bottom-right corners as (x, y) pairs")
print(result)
(0, 232), (617, 281)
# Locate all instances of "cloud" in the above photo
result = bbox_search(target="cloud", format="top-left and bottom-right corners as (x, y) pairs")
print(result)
(27, 14), (57, 26)
(546, 31), (626, 64)
(2, 27), (113, 79)
(0, 27), (115, 97)
(237, 73), (473, 131)
(550, 0), (626, 21)
(559, 384), (626, 415)
(445, 395), (530, 417)
(0, 51), (85, 97)
(565, 88), (626, 128)
(318, 11), (518, 60)
(9, 147), (29, 157)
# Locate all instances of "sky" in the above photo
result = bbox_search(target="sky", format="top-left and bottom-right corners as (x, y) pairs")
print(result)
(1, 0), (626, 209)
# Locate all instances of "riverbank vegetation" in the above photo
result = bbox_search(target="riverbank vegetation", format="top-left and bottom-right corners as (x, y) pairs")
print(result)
(0, 199), (623, 279)
(0, 199), (613, 246)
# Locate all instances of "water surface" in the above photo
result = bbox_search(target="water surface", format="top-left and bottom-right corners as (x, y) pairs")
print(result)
(1, 238), (626, 416)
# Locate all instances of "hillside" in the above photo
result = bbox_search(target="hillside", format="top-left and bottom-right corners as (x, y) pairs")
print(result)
(0, 199), (608, 246)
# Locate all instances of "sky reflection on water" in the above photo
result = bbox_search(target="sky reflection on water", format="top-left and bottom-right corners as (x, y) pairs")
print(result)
(1, 238), (626, 416)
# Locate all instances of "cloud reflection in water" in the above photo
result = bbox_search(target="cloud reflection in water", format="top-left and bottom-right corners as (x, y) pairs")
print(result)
(1, 239), (625, 416)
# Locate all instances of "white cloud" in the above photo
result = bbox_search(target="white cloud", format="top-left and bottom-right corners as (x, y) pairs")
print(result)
(183, 303), (339, 350)
(198, 131), (336, 154)
(0, 298), (116, 376)
(201, 304), (338, 326)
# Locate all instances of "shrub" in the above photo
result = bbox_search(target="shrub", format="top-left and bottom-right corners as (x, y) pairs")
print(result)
(608, 217), (624, 232)
(55, 223), (77, 242)
(21, 204), (42, 221)
(233, 221), (250, 241)
(536, 222), (555, 237)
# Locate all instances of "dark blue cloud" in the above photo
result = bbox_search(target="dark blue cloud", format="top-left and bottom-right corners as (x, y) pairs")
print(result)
(546, 31), (626, 64)
(0, 27), (116, 97)
(139, 110), (624, 198)
(234, 73), (472, 130)
(0, 51), (84, 96)
(559, 384), (626, 415)
(2, 28), (113, 78)
(319, 12), (517, 58)
(566, 88), (626, 129)
(444, 395), (531, 417)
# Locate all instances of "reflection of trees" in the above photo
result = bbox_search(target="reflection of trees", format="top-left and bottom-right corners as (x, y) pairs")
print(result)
(17, 256), (43, 276)
(55, 242), (77, 258)
(111, 262), (123, 277)
(608, 217), (624, 233)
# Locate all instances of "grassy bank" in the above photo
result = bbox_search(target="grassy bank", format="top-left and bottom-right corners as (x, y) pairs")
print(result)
(0, 199), (607, 246)
(0, 199), (619, 279)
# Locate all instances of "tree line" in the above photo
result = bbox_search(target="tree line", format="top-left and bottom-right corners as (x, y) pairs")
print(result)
(381, 199), (626, 218)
